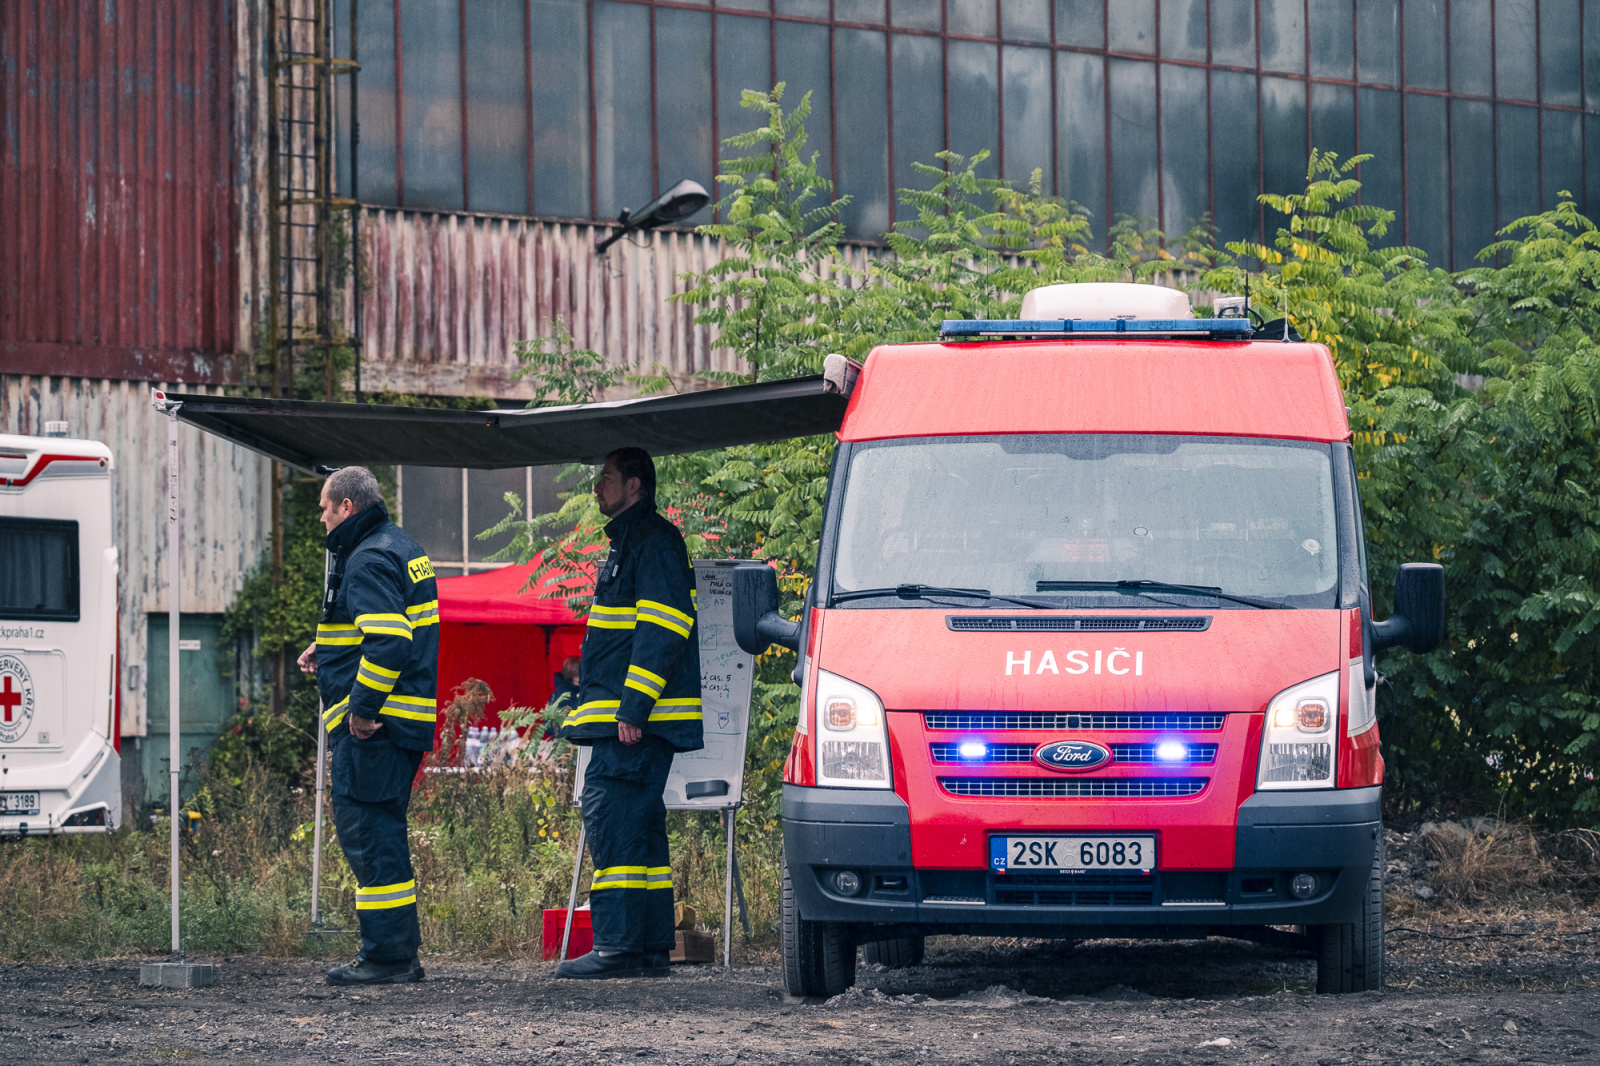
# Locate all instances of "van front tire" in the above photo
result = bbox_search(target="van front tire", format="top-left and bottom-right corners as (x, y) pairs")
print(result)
(780, 848), (856, 998)
(1313, 831), (1385, 993)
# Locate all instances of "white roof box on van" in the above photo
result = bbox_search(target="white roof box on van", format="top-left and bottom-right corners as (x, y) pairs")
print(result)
(1020, 282), (1192, 321)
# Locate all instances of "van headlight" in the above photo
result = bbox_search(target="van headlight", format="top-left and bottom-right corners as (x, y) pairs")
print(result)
(815, 669), (892, 789)
(1256, 671), (1339, 790)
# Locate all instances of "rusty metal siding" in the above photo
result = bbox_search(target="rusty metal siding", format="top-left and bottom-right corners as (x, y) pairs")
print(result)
(0, 0), (244, 385)
(0, 374), (271, 736)
(353, 207), (875, 398)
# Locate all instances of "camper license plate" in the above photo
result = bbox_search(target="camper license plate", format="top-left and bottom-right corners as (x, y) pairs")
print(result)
(0, 792), (40, 816)
(991, 835), (1154, 873)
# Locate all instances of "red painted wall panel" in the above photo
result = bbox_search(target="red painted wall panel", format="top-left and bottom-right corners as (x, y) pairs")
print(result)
(0, 0), (238, 384)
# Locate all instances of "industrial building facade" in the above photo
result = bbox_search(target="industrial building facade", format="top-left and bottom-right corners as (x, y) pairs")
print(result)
(3, 0), (1600, 816)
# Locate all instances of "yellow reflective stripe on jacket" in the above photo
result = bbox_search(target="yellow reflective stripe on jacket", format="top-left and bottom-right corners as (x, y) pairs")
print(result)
(624, 664), (666, 699)
(591, 866), (649, 890)
(316, 622), (362, 647)
(586, 604), (637, 630)
(356, 657), (401, 693)
(649, 697), (703, 721)
(646, 866), (672, 890)
(356, 879), (417, 910)
(380, 694), (438, 722)
(636, 599), (693, 637)
(322, 696), (350, 733)
(405, 599), (440, 627)
(355, 612), (413, 640)
(563, 699), (621, 727)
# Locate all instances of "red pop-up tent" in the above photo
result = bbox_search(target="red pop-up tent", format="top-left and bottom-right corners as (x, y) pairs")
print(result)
(435, 560), (588, 731)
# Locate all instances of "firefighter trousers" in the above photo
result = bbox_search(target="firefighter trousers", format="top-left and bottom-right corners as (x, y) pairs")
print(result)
(580, 737), (676, 955)
(330, 734), (425, 963)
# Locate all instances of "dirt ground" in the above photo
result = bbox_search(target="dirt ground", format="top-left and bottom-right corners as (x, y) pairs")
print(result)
(4, 919), (1598, 1066)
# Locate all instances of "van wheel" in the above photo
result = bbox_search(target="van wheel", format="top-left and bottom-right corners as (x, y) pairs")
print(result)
(1314, 830), (1385, 993)
(780, 848), (856, 997)
(861, 935), (925, 968)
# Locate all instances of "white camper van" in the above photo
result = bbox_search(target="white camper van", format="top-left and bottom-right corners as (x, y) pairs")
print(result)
(0, 429), (120, 834)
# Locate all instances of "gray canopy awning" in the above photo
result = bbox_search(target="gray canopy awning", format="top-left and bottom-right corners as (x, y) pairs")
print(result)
(159, 375), (850, 472)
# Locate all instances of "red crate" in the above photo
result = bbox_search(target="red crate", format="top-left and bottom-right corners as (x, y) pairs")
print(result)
(541, 908), (593, 961)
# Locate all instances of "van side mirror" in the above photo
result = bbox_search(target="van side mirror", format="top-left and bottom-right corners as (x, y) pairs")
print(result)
(732, 563), (801, 656)
(1371, 563), (1445, 654)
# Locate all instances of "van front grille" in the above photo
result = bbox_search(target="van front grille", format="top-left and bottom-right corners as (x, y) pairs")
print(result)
(938, 777), (1208, 798)
(947, 615), (1211, 632)
(923, 712), (1226, 732)
(930, 742), (1219, 765)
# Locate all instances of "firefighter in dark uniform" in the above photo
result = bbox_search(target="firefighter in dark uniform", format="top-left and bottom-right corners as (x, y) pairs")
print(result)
(556, 448), (703, 979)
(296, 466), (439, 986)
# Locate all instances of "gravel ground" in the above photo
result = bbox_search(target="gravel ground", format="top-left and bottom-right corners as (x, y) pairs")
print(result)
(4, 919), (1597, 1066)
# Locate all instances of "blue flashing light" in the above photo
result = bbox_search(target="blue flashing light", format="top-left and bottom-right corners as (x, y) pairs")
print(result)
(957, 740), (989, 761)
(939, 317), (1255, 340)
(1155, 740), (1188, 763)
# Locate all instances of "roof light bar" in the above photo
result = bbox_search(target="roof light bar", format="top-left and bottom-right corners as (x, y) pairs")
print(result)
(940, 318), (1256, 341)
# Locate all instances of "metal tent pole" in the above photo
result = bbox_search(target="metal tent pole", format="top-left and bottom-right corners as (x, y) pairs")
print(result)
(723, 807), (735, 969)
(167, 410), (182, 958)
(310, 549), (332, 927)
(559, 824), (587, 962)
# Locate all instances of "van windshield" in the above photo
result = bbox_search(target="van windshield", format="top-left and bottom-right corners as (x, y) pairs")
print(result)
(831, 435), (1339, 608)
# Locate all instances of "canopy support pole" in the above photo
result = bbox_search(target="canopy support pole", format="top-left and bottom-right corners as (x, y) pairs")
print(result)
(559, 823), (587, 962)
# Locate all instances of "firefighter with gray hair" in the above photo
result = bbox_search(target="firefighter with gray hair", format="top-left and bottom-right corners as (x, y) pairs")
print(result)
(297, 465), (439, 985)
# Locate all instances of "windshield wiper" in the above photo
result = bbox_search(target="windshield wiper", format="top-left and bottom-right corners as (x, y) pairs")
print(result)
(831, 584), (1056, 610)
(1035, 579), (1293, 610)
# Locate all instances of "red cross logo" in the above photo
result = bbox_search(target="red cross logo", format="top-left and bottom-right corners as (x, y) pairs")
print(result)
(0, 675), (20, 723)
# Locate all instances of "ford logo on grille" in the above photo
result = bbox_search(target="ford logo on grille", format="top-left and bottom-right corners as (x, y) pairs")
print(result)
(1034, 740), (1111, 773)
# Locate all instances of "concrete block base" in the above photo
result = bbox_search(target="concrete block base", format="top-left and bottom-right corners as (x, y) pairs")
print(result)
(139, 961), (216, 989)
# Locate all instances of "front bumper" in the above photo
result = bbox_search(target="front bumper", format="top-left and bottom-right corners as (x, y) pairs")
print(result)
(0, 738), (121, 836)
(782, 784), (1380, 937)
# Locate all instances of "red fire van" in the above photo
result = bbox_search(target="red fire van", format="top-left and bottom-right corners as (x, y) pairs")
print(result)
(733, 283), (1443, 997)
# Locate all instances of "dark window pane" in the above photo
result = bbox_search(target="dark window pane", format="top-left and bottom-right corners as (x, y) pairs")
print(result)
(657, 9), (713, 224)
(0, 519), (78, 620)
(950, 0), (997, 37)
(399, 467), (464, 569)
(1587, 5), (1600, 104)
(949, 40), (1000, 179)
(1109, 58), (1158, 225)
(1541, 0), (1582, 107)
(1056, 0), (1104, 49)
(1002, 0), (1052, 43)
(468, 468), (529, 563)
(1160, 0), (1207, 61)
(717, 12), (773, 196)
(1451, 99), (1494, 268)
(1403, 0), (1445, 89)
(1003, 46), (1053, 188)
(399, 0), (464, 209)
(1211, 0), (1256, 67)
(530, 0), (589, 218)
(592, 1), (652, 219)
(1405, 93), (1449, 264)
(1308, 0), (1353, 79)
(1586, 114), (1600, 218)
(1261, 76), (1307, 199)
(1057, 50), (1107, 236)
(1259, 0), (1306, 73)
(834, 28), (889, 237)
(1356, 0), (1399, 84)
(1496, 105), (1539, 224)
(775, 21), (832, 183)
(777, 0), (828, 16)
(1160, 63), (1208, 238)
(1449, 0), (1492, 95)
(1211, 69), (1260, 248)
(1107, 0), (1155, 54)
(352, 0), (397, 204)
(892, 34), (944, 200)
(719, 0), (769, 11)
(465, 0), (528, 214)
(1310, 83), (1355, 165)
(1495, 0), (1537, 101)
(1542, 108), (1583, 211)
(1356, 88), (1402, 236)
(334, 0), (352, 196)
(892, 1), (942, 30)
(835, 0), (885, 23)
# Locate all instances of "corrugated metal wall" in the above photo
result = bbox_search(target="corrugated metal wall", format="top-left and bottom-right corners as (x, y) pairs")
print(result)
(354, 208), (876, 398)
(0, 375), (271, 736)
(0, 0), (246, 384)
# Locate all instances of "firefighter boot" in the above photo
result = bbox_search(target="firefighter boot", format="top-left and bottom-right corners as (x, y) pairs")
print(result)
(326, 955), (426, 985)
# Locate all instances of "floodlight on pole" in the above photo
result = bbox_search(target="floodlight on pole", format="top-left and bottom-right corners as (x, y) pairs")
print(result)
(595, 179), (711, 255)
